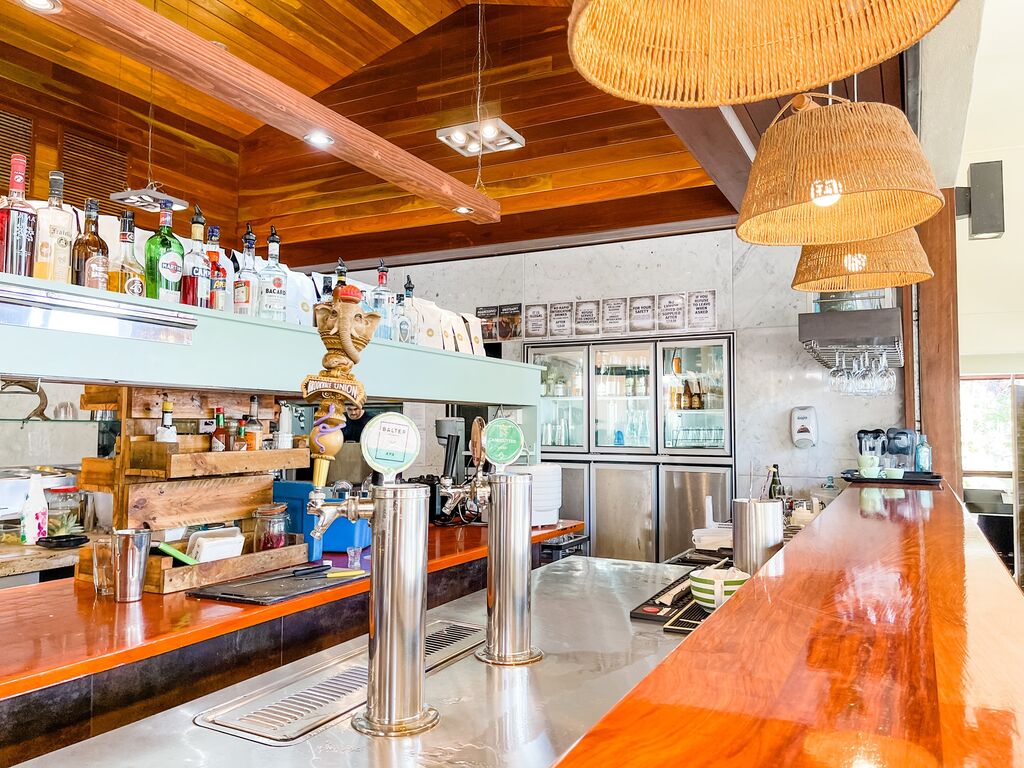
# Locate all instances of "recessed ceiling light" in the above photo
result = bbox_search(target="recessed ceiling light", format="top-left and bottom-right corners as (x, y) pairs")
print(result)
(481, 122), (499, 140)
(453, 206), (475, 215)
(466, 141), (481, 154)
(21, 0), (62, 12)
(304, 130), (335, 148)
(450, 130), (467, 146)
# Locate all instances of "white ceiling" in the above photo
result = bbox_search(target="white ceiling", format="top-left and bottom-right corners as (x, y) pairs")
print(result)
(955, 0), (1024, 374)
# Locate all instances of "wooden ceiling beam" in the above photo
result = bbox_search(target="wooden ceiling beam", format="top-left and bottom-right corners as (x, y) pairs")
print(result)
(24, 0), (499, 224)
(655, 106), (755, 212)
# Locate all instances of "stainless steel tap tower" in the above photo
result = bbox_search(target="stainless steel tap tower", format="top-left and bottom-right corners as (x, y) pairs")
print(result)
(477, 472), (543, 665)
(441, 416), (541, 666)
(308, 482), (438, 736)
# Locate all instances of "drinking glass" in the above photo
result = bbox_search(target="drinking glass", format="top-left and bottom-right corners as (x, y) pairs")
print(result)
(347, 546), (363, 570)
(92, 536), (114, 596)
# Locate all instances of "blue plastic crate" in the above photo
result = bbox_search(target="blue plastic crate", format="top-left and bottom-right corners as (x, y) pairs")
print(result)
(273, 480), (371, 561)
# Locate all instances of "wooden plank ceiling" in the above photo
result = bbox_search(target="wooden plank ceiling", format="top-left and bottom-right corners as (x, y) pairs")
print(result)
(237, 3), (722, 268)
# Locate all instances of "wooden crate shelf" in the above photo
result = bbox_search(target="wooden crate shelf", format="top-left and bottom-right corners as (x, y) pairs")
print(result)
(128, 443), (309, 480)
(76, 533), (308, 594)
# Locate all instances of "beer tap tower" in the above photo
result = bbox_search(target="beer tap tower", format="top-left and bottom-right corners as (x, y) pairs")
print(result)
(441, 417), (542, 666)
(302, 283), (439, 737)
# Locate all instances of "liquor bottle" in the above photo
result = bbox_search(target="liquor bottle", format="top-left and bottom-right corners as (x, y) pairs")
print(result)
(108, 211), (146, 296)
(682, 380), (693, 410)
(154, 396), (177, 443)
(767, 464), (784, 500)
(370, 259), (393, 340)
(233, 222), (259, 316)
(257, 225), (288, 322)
(207, 225), (228, 311)
(32, 170), (73, 282)
(244, 395), (263, 451)
(71, 198), (108, 289)
(915, 434), (933, 473)
(181, 205), (211, 308)
(690, 380), (703, 410)
(324, 255), (347, 299)
(211, 406), (228, 452)
(0, 153), (37, 276)
(393, 275), (418, 344)
(144, 199), (184, 302)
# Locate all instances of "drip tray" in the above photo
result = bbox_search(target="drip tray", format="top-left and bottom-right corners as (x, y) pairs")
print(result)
(194, 620), (485, 746)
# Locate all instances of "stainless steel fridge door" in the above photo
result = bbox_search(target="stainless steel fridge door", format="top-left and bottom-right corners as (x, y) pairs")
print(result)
(555, 462), (590, 534)
(658, 464), (733, 561)
(658, 336), (733, 456)
(526, 345), (590, 453)
(591, 341), (656, 454)
(591, 463), (656, 562)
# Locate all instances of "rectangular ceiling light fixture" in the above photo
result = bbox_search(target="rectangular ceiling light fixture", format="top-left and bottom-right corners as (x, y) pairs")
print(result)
(436, 118), (525, 157)
(110, 184), (189, 213)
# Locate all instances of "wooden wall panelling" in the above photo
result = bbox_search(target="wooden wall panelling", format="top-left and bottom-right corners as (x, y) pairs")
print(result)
(915, 189), (962, 494)
(0, 40), (239, 236)
(283, 186), (737, 270)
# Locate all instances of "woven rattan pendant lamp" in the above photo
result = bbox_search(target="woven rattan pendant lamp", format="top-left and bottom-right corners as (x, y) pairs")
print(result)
(792, 229), (934, 292)
(567, 0), (959, 107)
(736, 94), (943, 246)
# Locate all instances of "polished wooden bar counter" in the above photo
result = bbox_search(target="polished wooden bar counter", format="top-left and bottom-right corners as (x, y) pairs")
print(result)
(557, 484), (1024, 767)
(0, 520), (581, 701)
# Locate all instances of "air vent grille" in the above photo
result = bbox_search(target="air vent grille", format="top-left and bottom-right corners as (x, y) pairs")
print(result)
(0, 110), (33, 187)
(61, 132), (128, 215)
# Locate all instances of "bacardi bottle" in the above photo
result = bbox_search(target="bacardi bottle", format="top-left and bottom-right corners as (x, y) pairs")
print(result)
(32, 171), (73, 282)
(233, 222), (259, 316)
(370, 259), (393, 340)
(207, 225), (228, 311)
(257, 225), (288, 322)
(71, 198), (108, 289)
(181, 205), (211, 308)
(108, 211), (146, 297)
(0, 153), (36, 276)
(145, 199), (184, 303)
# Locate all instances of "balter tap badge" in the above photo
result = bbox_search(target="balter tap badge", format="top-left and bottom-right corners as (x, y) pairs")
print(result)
(302, 282), (381, 487)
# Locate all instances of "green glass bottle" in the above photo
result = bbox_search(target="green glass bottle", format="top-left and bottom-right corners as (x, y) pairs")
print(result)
(144, 199), (185, 302)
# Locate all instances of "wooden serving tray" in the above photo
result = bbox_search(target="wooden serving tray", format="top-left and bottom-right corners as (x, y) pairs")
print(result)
(75, 533), (308, 594)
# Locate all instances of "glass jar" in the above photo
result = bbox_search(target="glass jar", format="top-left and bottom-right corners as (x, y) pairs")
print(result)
(44, 486), (83, 536)
(254, 503), (289, 552)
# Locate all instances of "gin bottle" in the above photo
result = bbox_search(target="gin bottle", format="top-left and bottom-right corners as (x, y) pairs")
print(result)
(393, 274), (418, 344)
(370, 259), (393, 340)
(233, 222), (260, 316)
(257, 224), (288, 322)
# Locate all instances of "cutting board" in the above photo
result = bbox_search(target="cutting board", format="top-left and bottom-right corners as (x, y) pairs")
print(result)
(186, 567), (368, 605)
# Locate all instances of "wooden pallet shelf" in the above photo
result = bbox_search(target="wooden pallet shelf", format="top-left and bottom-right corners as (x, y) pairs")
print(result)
(127, 444), (310, 480)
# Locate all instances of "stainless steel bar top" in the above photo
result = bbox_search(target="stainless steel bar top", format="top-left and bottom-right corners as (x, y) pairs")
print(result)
(18, 558), (690, 768)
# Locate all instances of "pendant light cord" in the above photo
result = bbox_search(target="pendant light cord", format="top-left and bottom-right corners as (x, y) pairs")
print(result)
(474, 0), (487, 190)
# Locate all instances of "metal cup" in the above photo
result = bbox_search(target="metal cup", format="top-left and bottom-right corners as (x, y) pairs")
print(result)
(112, 528), (151, 603)
(731, 499), (784, 575)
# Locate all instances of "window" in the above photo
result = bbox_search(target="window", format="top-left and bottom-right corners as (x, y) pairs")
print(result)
(960, 377), (1014, 492)
(60, 131), (128, 216)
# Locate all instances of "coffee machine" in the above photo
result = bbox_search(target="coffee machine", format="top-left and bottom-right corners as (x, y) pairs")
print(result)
(857, 427), (919, 470)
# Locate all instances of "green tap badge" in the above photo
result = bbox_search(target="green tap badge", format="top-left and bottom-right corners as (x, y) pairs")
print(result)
(481, 418), (525, 471)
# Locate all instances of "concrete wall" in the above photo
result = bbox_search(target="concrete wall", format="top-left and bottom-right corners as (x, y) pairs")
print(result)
(355, 229), (904, 497)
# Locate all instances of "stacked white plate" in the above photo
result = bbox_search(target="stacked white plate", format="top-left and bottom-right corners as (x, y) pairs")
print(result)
(506, 464), (561, 527)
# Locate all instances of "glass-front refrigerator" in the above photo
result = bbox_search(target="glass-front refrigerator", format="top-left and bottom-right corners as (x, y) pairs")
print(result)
(529, 346), (588, 453)
(592, 342), (655, 454)
(658, 338), (731, 456)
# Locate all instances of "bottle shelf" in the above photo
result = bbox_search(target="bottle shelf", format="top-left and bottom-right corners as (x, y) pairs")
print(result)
(665, 408), (726, 415)
(126, 443), (310, 480)
(541, 395), (584, 401)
